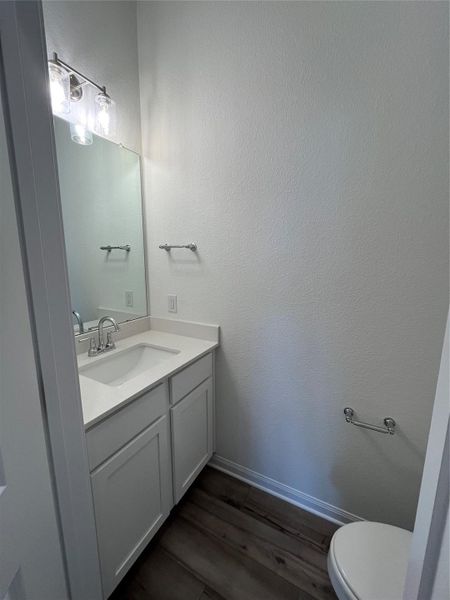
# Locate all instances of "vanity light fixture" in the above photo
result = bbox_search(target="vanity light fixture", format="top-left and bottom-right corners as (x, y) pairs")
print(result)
(95, 92), (116, 138)
(48, 61), (70, 114)
(48, 52), (116, 143)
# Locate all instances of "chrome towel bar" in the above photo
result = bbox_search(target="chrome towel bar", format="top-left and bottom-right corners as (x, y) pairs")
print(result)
(344, 407), (396, 435)
(159, 243), (197, 251)
(100, 245), (131, 252)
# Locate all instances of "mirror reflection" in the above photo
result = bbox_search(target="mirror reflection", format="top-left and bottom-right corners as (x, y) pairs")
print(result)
(53, 116), (148, 334)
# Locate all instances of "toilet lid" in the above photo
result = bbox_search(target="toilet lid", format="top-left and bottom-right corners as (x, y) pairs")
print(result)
(330, 521), (412, 600)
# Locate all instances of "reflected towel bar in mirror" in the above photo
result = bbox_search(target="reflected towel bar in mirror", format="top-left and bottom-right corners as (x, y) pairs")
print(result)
(344, 407), (396, 435)
(100, 245), (131, 252)
(159, 243), (197, 251)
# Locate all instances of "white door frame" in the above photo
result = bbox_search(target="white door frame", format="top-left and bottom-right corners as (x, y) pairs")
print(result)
(0, 1), (102, 598)
(403, 314), (449, 600)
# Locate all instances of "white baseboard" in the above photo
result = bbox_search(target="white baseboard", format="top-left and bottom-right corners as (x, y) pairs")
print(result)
(209, 454), (363, 527)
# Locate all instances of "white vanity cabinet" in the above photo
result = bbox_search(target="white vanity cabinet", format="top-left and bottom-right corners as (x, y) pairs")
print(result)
(170, 353), (214, 503)
(85, 351), (215, 598)
(86, 384), (172, 598)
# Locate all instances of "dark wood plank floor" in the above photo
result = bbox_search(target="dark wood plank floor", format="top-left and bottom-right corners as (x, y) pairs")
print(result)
(110, 466), (339, 600)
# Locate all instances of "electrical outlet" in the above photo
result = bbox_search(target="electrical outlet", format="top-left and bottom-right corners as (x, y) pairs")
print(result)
(125, 291), (134, 307)
(168, 294), (177, 313)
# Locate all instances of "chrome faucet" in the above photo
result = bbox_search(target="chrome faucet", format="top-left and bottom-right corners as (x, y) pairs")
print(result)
(88, 316), (120, 357)
(72, 310), (84, 334)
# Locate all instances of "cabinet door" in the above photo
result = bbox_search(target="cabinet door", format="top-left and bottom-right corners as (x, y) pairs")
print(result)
(91, 415), (172, 598)
(171, 378), (213, 503)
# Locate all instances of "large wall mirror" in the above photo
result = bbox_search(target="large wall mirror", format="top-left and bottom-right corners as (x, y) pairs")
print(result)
(54, 117), (148, 334)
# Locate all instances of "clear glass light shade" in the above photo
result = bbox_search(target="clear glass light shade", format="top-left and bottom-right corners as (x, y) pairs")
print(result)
(70, 122), (93, 145)
(94, 92), (116, 138)
(69, 85), (95, 145)
(48, 63), (70, 115)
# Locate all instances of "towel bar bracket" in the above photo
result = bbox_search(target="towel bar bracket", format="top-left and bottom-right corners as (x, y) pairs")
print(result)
(100, 245), (131, 252)
(344, 407), (396, 435)
(159, 243), (197, 252)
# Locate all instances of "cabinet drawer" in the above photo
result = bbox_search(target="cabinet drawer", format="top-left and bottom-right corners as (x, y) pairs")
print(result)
(170, 353), (212, 405)
(86, 383), (168, 471)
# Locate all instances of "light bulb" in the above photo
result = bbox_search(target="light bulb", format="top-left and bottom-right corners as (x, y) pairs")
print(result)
(98, 104), (109, 132)
(48, 62), (70, 115)
(70, 122), (93, 145)
(94, 92), (116, 137)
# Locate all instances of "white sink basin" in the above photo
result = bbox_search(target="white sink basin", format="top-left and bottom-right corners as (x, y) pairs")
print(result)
(79, 343), (179, 387)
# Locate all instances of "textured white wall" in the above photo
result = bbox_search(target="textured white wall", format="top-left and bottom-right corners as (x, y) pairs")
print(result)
(138, 1), (449, 529)
(43, 0), (142, 152)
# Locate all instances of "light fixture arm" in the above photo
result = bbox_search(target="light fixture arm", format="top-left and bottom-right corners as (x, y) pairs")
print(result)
(50, 52), (109, 97)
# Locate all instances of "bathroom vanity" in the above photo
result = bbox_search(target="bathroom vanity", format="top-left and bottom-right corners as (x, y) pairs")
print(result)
(78, 323), (218, 597)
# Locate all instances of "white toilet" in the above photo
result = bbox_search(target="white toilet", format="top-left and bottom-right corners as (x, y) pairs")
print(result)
(327, 521), (412, 600)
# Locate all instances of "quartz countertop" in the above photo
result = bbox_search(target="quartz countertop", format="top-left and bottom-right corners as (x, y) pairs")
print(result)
(78, 328), (218, 429)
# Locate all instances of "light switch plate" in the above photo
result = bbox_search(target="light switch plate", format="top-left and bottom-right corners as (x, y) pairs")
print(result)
(125, 291), (134, 307)
(168, 294), (177, 313)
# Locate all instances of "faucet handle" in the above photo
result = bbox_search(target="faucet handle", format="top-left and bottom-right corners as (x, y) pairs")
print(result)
(105, 331), (116, 350)
(87, 336), (98, 357)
